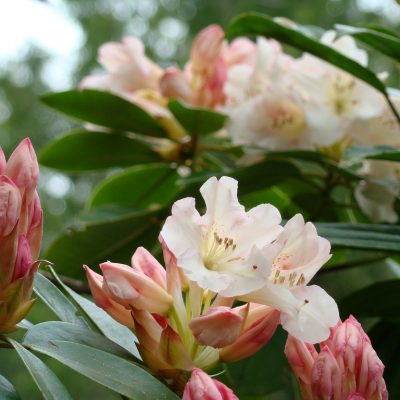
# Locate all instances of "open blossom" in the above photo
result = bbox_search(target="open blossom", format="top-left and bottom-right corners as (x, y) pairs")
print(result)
(285, 316), (388, 400)
(239, 214), (339, 343)
(182, 368), (238, 400)
(160, 176), (282, 297)
(0, 139), (43, 333)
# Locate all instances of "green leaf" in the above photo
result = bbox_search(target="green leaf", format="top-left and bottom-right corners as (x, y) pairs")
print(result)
(0, 375), (20, 400)
(44, 209), (162, 279)
(23, 340), (179, 400)
(225, 13), (400, 122)
(24, 321), (134, 361)
(316, 223), (400, 251)
(39, 130), (160, 171)
(342, 145), (400, 166)
(336, 24), (400, 63)
(339, 279), (400, 318)
(33, 272), (89, 328)
(45, 265), (140, 359)
(168, 100), (227, 136)
(9, 339), (72, 400)
(41, 90), (167, 137)
(89, 164), (182, 210)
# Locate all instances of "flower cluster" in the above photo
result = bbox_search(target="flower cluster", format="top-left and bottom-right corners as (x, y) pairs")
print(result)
(0, 139), (42, 333)
(285, 315), (388, 400)
(81, 23), (400, 223)
(86, 176), (339, 394)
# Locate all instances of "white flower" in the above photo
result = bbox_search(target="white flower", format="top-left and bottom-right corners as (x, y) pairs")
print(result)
(160, 176), (282, 297)
(239, 214), (339, 343)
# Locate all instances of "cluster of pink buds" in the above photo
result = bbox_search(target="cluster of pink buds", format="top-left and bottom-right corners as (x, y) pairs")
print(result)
(0, 138), (42, 333)
(285, 315), (388, 400)
(85, 242), (279, 393)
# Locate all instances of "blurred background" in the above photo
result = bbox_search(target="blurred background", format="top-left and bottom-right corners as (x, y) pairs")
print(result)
(1, 0), (400, 398)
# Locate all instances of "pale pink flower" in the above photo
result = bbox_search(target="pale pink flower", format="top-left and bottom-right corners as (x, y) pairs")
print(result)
(160, 176), (282, 297)
(182, 368), (238, 400)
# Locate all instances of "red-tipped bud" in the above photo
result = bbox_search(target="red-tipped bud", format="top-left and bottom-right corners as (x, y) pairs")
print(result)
(191, 25), (225, 76)
(100, 261), (173, 315)
(0, 147), (5, 174)
(12, 235), (32, 281)
(0, 176), (21, 238)
(189, 306), (244, 348)
(220, 307), (280, 362)
(131, 247), (166, 289)
(311, 346), (342, 399)
(5, 138), (39, 191)
(160, 67), (192, 102)
(182, 368), (239, 400)
(84, 265), (134, 329)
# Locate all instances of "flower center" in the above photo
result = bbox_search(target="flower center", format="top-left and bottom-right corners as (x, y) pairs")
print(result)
(202, 230), (241, 271)
(269, 253), (305, 287)
(329, 73), (356, 116)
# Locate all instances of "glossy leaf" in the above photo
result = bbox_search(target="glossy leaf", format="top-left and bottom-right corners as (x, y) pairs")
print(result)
(23, 340), (179, 400)
(336, 24), (400, 63)
(316, 223), (400, 251)
(33, 272), (89, 328)
(339, 279), (400, 318)
(341, 145), (400, 166)
(168, 100), (227, 136)
(45, 265), (140, 359)
(225, 13), (400, 122)
(44, 209), (162, 279)
(0, 375), (20, 400)
(24, 321), (134, 361)
(39, 130), (160, 171)
(9, 339), (72, 400)
(89, 164), (182, 210)
(41, 89), (166, 137)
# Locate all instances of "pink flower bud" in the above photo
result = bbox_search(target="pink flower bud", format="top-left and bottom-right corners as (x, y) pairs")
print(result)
(5, 138), (39, 191)
(0, 176), (21, 238)
(0, 147), (6, 174)
(311, 346), (342, 399)
(191, 25), (225, 76)
(160, 68), (193, 103)
(12, 235), (32, 281)
(159, 325), (193, 370)
(182, 368), (239, 400)
(220, 307), (280, 362)
(100, 261), (173, 315)
(285, 335), (318, 385)
(131, 247), (166, 289)
(189, 306), (244, 348)
(84, 265), (134, 329)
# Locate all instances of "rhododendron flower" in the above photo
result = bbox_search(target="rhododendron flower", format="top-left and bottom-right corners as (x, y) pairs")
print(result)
(0, 139), (43, 333)
(285, 315), (388, 400)
(160, 176), (282, 297)
(239, 214), (339, 343)
(182, 368), (238, 400)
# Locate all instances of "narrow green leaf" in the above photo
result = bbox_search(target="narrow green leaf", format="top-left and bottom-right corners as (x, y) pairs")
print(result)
(9, 339), (72, 400)
(336, 24), (400, 63)
(168, 100), (227, 136)
(89, 164), (182, 210)
(39, 130), (160, 171)
(45, 266), (140, 359)
(41, 90), (167, 137)
(23, 340), (179, 399)
(33, 273), (89, 328)
(23, 321), (134, 361)
(0, 375), (20, 400)
(339, 279), (400, 318)
(225, 13), (400, 122)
